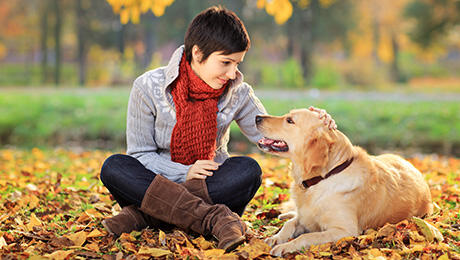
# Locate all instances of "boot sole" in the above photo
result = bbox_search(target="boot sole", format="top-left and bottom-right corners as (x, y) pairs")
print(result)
(222, 236), (245, 253)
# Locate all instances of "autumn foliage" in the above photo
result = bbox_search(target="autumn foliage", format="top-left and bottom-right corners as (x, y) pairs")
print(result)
(0, 149), (459, 259)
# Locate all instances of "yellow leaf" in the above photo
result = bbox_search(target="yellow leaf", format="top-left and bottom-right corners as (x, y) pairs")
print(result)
(87, 229), (103, 238)
(159, 230), (166, 246)
(45, 250), (74, 260)
(84, 208), (104, 219)
(204, 248), (226, 258)
(131, 6), (140, 24)
(238, 238), (268, 259)
(368, 248), (385, 257)
(31, 147), (44, 160)
(410, 244), (425, 253)
(257, 0), (266, 9)
(65, 231), (87, 247)
(122, 242), (137, 253)
(412, 216), (444, 242)
(0, 236), (7, 249)
(26, 213), (42, 231)
(85, 242), (99, 252)
(14, 217), (27, 231)
(193, 236), (214, 250)
(137, 246), (172, 257)
(438, 254), (449, 260)
(120, 9), (130, 24)
(28, 195), (40, 209)
(119, 232), (135, 242)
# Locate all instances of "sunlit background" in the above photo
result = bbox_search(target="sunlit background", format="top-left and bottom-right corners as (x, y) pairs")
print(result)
(1, 0), (459, 155)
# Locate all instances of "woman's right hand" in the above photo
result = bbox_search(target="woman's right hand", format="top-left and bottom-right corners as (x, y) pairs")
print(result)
(186, 160), (219, 180)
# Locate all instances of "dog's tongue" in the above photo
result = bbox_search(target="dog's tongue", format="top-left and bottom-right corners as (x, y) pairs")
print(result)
(258, 137), (275, 145)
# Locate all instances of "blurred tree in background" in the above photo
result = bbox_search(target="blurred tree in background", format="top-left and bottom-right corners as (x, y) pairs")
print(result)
(0, 0), (459, 89)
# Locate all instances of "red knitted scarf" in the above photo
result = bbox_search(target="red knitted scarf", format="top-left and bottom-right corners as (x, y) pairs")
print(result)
(170, 54), (227, 165)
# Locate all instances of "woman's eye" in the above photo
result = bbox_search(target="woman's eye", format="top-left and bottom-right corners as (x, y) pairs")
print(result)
(222, 61), (230, 65)
(286, 117), (295, 124)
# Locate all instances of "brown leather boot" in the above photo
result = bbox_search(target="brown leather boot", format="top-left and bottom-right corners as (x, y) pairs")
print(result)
(102, 205), (148, 236)
(140, 175), (246, 252)
(102, 179), (213, 236)
(181, 179), (213, 204)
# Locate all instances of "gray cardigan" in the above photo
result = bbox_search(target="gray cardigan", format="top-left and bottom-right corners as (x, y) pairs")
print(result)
(126, 46), (267, 183)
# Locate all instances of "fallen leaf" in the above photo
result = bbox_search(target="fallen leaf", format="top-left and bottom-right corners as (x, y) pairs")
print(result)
(122, 242), (137, 253)
(193, 236), (214, 250)
(87, 229), (103, 238)
(86, 242), (100, 252)
(26, 213), (42, 232)
(203, 248), (226, 258)
(412, 216), (444, 242)
(238, 238), (270, 259)
(45, 250), (74, 260)
(137, 246), (172, 257)
(0, 236), (7, 249)
(65, 231), (87, 247)
(159, 230), (166, 246)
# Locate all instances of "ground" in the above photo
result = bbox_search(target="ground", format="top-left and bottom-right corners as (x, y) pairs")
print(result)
(0, 149), (459, 259)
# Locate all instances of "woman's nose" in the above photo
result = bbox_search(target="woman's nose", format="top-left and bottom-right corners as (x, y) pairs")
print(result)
(226, 66), (237, 80)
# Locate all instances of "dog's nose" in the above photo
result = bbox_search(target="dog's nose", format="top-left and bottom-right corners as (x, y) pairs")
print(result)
(255, 115), (263, 125)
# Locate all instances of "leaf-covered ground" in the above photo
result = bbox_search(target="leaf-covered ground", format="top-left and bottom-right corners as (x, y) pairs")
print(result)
(0, 149), (459, 259)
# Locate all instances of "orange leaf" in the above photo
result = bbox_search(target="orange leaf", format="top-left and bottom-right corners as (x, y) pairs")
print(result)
(26, 213), (42, 232)
(138, 246), (172, 257)
(87, 229), (103, 238)
(45, 250), (74, 260)
(65, 231), (87, 247)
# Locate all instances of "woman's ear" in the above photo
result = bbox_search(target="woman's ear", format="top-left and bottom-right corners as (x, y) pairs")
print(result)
(191, 45), (203, 63)
(302, 131), (331, 179)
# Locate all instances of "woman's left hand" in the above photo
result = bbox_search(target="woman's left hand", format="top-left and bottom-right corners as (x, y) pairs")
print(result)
(308, 106), (337, 130)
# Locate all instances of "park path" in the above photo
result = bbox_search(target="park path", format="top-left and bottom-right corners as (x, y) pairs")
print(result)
(255, 89), (460, 102)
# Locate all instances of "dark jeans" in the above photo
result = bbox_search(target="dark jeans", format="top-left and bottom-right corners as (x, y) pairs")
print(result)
(100, 154), (262, 216)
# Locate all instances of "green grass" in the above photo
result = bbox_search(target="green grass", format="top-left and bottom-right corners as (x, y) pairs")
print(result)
(0, 88), (459, 155)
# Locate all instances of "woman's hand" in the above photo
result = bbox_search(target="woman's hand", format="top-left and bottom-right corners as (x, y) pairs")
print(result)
(186, 160), (219, 180)
(308, 106), (337, 130)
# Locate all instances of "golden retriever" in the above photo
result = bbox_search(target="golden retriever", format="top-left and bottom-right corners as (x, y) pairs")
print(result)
(255, 109), (432, 256)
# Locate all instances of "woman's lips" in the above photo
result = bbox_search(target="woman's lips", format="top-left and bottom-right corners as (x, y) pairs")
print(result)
(218, 78), (228, 85)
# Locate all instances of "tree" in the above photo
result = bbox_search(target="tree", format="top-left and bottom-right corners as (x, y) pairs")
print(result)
(282, 0), (354, 82)
(349, 0), (411, 82)
(404, 0), (460, 48)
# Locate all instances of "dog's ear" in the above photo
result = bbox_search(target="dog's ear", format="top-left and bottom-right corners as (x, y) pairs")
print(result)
(303, 130), (331, 178)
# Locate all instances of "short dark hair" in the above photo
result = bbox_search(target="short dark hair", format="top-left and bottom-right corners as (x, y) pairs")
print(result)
(184, 6), (250, 63)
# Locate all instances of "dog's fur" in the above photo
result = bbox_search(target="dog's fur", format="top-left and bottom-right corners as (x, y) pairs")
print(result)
(256, 109), (432, 256)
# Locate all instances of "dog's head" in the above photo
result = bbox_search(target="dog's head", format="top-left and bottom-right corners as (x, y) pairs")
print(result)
(256, 109), (348, 178)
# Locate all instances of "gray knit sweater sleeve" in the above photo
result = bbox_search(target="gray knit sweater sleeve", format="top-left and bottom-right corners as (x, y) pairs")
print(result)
(126, 80), (191, 183)
(234, 83), (267, 143)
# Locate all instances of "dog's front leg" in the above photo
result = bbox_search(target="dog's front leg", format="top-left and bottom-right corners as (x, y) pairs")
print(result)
(270, 226), (358, 257)
(265, 217), (306, 247)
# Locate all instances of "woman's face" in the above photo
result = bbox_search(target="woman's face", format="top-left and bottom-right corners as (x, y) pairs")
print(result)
(190, 46), (246, 90)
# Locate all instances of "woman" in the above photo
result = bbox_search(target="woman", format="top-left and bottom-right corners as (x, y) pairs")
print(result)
(100, 6), (336, 252)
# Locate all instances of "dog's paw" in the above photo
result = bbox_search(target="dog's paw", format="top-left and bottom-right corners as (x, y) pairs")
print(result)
(265, 236), (281, 247)
(270, 243), (296, 257)
(279, 211), (297, 220)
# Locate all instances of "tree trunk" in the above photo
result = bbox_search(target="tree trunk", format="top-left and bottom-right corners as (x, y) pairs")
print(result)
(76, 0), (87, 86)
(40, 1), (49, 84)
(53, 0), (62, 86)
(118, 23), (125, 59)
(299, 7), (313, 83)
(142, 12), (156, 69)
(390, 33), (403, 82)
(372, 17), (381, 66)
(286, 17), (295, 57)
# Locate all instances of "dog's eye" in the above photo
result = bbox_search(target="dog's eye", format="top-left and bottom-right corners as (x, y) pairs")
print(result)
(286, 117), (295, 124)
